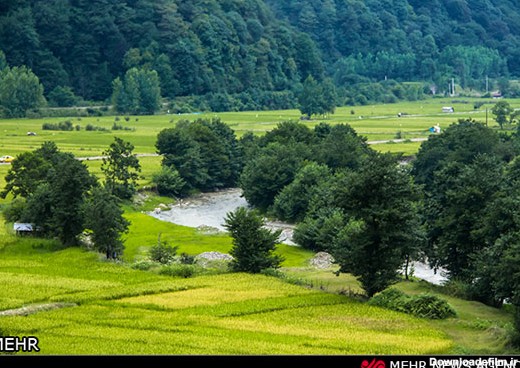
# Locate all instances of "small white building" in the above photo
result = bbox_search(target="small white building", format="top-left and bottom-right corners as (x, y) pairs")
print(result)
(13, 223), (33, 235)
(442, 106), (454, 113)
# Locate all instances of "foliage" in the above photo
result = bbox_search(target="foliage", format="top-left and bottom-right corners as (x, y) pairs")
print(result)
(112, 68), (162, 115)
(158, 264), (196, 278)
(42, 120), (74, 131)
(83, 187), (130, 259)
(0, 66), (45, 118)
(298, 76), (337, 117)
(492, 100), (514, 129)
(101, 137), (142, 200)
(412, 120), (519, 280)
(156, 118), (242, 192)
(239, 142), (306, 210)
(148, 236), (179, 265)
(47, 86), (78, 107)
(330, 153), (425, 297)
(369, 288), (457, 320)
(151, 166), (188, 198)
(273, 162), (331, 222)
(224, 207), (284, 273)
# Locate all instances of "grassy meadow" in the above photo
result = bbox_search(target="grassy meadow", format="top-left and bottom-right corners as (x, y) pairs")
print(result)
(0, 97), (519, 355)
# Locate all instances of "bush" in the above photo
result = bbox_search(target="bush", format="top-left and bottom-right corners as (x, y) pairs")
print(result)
(42, 120), (74, 131)
(179, 252), (196, 265)
(151, 167), (187, 197)
(148, 240), (179, 265)
(368, 288), (409, 313)
(159, 264), (196, 278)
(406, 294), (457, 319)
(369, 288), (456, 319)
(130, 259), (158, 271)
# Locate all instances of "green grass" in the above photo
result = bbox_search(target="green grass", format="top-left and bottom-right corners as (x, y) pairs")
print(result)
(0, 237), (454, 355)
(0, 98), (518, 355)
(0, 97), (515, 160)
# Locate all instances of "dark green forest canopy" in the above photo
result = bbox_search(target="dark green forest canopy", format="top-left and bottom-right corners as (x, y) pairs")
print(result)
(1, 0), (520, 106)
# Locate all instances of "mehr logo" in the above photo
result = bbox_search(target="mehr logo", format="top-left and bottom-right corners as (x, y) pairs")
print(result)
(0, 336), (40, 352)
(362, 358), (386, 368)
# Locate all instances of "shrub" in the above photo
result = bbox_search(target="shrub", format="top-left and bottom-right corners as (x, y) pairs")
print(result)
(406, 294), (457, 319)
(159, 264), (196, 278)
(149, 240), (179, 265)
(130, 259), (158, 271)
(151, 167), (187, 197)
(179, 253), (196, 265)
(369, 288), (456, 319)
(42, 120), (74, 131)
(368, 288), (409, 313)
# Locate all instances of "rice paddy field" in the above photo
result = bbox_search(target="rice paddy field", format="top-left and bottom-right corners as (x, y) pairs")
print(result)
(0, 97), (518, 355)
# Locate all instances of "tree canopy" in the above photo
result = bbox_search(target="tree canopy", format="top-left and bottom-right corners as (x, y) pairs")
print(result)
(3, 0), (520, 112)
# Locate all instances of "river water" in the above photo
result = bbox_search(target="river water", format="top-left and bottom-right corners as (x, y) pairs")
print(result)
(148, 188), (447, 285)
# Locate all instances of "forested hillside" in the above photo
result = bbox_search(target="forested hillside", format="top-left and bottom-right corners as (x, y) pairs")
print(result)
(2, 0), (520, 112)
(267, 0), (520, 87)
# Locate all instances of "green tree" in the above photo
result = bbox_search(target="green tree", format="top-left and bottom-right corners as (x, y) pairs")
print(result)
(273, 162), (331, 222)
(330, 153), (424, 297)
(1, 141), (60, 199)
(83, 187), (130, 259)
(156, 118), (241, 191)
(224, 207), (284, 273)
(424, 154), (505, 280)
(412, 119), (511, 191)
(151, 166), (187, 197)
(47, 86), (78, 107)
(0, 66), (45, 117)
(491, 100), (513, 129)
(19, 150), (97, 246)
(112, 67), (162, 115)
(101, 137), (142, 200)
(45, 153), (97, 246)
(298, 75), (322, 118)
(239, 142), (305, 210)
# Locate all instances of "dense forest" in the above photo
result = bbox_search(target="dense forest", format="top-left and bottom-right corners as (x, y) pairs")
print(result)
(2, 0), (520, 113)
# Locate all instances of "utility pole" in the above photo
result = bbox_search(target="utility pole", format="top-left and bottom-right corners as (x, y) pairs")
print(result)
(452, 78), (455, 96)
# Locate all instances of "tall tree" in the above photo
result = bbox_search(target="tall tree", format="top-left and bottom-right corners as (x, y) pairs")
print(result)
(330, 153), (424, 297)
(224, 206), (283, 273)
(0, 66), (45, 117)
(491, 100), (513, 130)
(83, 187), (130, 259)
(112, 67), (162, 115)
(101, 137), (141, 200)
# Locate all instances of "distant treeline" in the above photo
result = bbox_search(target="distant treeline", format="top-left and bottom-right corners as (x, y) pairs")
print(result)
(2, 0), (520, 112)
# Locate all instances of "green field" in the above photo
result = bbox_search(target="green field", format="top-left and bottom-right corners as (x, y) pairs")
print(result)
(0, 97), (514, 159)
(0, 98), (518, 355)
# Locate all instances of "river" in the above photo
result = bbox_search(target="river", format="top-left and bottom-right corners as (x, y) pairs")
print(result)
(148, 188), (447, 285)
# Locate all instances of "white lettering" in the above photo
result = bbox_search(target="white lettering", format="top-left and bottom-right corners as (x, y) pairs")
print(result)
(0, 336), (40, 352)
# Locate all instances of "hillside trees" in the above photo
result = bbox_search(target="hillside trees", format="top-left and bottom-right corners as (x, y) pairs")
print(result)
(298, 76), (337, 118)
(0, 0), (321, 109)
(0, 65), (46, 117)
(112, 67), (162, 115)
